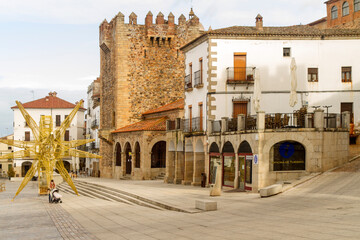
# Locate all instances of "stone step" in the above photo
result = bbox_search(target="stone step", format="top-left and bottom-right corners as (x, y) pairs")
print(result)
(73, 180), (190, 213)
(58, 183), (117, 203)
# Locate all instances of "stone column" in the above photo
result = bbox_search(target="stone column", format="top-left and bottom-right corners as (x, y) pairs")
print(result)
(183, 152), (194, 185)
(257, 111), (265, 131)
(314, 109), (324, 131)
(165, 151), (175, 183)
(305, 113), (313, 128)
(221, 117), (228, 133)
(192, 152), (205, 186)
(237, 114), (245, 131)
(121, 152), (126, 177)
(234, 154), (239, 189)
(175, 151), (184, 184)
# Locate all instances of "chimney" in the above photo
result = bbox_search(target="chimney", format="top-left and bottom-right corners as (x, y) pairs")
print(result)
(145, 11), (153, 27)
(156, 12), (164, 24)
(256, 14), (263, 30)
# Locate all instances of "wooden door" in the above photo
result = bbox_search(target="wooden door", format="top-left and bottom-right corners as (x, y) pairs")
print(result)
(234, 53), (246, 81)
(64, 130), (70, 141)
(199, 103), (203, 131)
(233, 101), (247, 119)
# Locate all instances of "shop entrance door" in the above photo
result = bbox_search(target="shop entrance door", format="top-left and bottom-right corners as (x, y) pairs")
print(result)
(238, 156), (245, 191)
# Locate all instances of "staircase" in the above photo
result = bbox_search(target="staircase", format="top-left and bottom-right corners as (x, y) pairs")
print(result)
(155, 172), (166, 180)
(58, 180), (189, 213)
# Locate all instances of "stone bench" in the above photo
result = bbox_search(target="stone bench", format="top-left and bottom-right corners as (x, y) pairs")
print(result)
(260, 184), (282, 198)
(195, 199), (217, 211)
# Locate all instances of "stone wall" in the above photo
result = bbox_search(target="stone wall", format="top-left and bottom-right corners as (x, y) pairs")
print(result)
(99, 10), (203, 176)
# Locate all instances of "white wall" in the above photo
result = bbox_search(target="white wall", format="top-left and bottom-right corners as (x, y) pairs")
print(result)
(184, 41), (209, 130)
(185, 38), (360, 126)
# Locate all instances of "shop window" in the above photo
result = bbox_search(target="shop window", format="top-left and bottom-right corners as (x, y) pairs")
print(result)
(342, 67), (352, 82)
(331, 6), (338, 19)
(272, 141), (305, 171)
(222, 142), (235, 187)
(308, 68), (318, 82)
(343, 2), (350, 16)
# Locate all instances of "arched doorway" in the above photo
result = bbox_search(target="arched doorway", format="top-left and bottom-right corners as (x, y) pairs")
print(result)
(134, 142), (140, 168)
(222, 142), (235, 187)
(151, 141), (166, 168)
(22, 161), (32, 177)
(124, 142), (132, 174)
(271, 141), (305, 171)
(209, 142), (220, 185)
(115, 143), (121, 166)
(63, 161), (71, 172)
(238, 141), (253, 191)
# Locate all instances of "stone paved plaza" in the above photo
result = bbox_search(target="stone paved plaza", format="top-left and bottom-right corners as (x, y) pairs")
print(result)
(1, 162), (360, 240)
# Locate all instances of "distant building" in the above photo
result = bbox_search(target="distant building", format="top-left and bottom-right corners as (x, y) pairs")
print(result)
(11, 92), (86, 177)
(98, 9), (204, 178)
(0, 134), (14, 177)
(309, 0), (360, 28)
(85, 78), (101, 177)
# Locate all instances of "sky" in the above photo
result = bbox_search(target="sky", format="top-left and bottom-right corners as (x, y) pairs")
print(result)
(0, 0), (326, 137)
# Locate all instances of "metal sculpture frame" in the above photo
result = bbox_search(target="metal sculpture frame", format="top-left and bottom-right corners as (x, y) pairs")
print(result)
(0, 100), (101, 200)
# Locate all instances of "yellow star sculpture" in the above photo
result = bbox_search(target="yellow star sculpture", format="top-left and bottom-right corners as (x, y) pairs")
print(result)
(0, 100), (101, 200)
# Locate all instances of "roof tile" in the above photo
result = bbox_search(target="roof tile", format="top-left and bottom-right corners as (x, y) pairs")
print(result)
(112, 117), (167, 133)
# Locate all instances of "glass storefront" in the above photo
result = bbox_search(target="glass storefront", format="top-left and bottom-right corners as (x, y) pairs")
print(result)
(223, 155), (235, 187)
(273, 141), (305, 171)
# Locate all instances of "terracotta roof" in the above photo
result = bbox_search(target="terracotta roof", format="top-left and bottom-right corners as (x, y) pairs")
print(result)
(112, 117), (167, 133)
(11, 95), (84, 110)
(207, 25), (360, 36)
(181, 25), (360, 50)
(308, 17), (327, 26)
(142, 99), (184, 115)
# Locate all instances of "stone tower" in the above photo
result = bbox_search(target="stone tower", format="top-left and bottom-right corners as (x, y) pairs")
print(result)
(99, 10), (204, 177)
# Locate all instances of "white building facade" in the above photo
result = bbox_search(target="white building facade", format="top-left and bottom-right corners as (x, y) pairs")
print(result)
(165, 19), (358, 192)
(12, 92), (85, 177)
(85, 78), (100, 177)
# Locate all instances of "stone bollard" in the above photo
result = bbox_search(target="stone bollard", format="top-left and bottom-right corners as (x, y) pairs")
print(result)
(314, 109), (324, 131)
(237, 114), (245, 131)
(257, 111), (265, 131)
(221, 117), (228, 133)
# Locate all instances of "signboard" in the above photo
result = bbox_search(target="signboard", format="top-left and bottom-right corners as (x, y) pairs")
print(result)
(253, 154), (258, 164)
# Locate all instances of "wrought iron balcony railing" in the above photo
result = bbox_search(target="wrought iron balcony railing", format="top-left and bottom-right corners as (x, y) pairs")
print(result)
(185, 74), (192, 90)
(226, 67), (256, 84)
(194, 70), (202, 87)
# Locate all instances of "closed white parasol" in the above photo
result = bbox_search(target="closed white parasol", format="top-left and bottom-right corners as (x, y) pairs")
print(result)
(253, 68), (261, 112)
(289, 57), (298, 107)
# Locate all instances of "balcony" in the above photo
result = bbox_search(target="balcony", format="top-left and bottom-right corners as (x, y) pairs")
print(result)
(226, 67), (256, 84)
(183, 117), (204, 133)
(194, 70), (203, 88)
(184, 74), (192, 91)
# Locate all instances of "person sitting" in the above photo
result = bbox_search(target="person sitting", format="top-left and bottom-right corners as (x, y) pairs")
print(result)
(48, 179), (56, 203)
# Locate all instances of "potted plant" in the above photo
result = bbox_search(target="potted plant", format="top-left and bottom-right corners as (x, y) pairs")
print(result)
(7, 167), (15, 180)
(247, 74), (254, 81)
